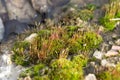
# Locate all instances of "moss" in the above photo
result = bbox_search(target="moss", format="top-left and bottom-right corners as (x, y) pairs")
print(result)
(86, 4), (96, 11)
(33, 75), (50, 80)
(12, 41), (30, 66)
(72, 54), (88, 67)
(12, 25), (102, 66)
(19, 54), (87, 80)
(59, 6), (94, 26)
(48, 39), (65, 58)
(97, 71), (112, 80)
(38, 29), (51, 39)
(68, 31), (102, 54)
(79, 9), (93, 21)
(99, 15), (116, 31)
(99, 0), (120, 31)
(20, 64), (45, 78)
(116, 63), (120, 71)
(65, 26), (79, 37)
(49, 55), (86, 80)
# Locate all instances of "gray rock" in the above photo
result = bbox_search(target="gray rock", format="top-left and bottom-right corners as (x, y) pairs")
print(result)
(0, 0), (7, 14)
(93, 50), (103, 60)
(31, 0), (70, 19)
(5, 0), (36, 23)
(0, 0), (9, 21)
(0, 18), (5, 42)
(31, 0), (48, 13)
(70, 0), (109, 8)
(3, 20), (29, 41)
(85, 74), (97, 80)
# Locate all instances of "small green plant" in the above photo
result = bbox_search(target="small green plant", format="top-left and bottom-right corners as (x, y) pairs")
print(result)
(99, 0), (120, 31)
(97, 71), (112, 80)
(86, 4), (96, 11)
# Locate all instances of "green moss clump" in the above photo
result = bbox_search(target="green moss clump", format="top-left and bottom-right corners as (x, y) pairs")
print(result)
(12, 41), (30, 66)
(99, 0), (120, 31)
(97, 71), (112, 80)
(68, 31), (102, 54)
(72, 54), (88, 67)
(86, 4), (96, 11)
(19, 55), (87, 80)
(49, 54), (87, 80)
(38, 29), (51, 39)
(20, 64), (45, 78)
(12, 26), (102, 66)
(65, 26), (79, 37)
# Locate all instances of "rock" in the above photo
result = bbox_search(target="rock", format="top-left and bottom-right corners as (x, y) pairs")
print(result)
(108, 41), (114, 45)
(111, 45), (120, 51)
(85, 74), (97, 80)
(101, 59), (116, 67)
(0, 0), (8, 21)
(100, 42), (110, 52)
(31, 0), (70, 20)
(24, 76), (32, 80)
(31, 0), (49, 13)
(0, 18), (5, 42)
(112, 33), (118, 39)
(5, 0), (36, 23)
(93, 50), (103, 60)
(84, 62), (96, 74)
(105, 50), (119, 57)
(115, 39), (120, 45)
(0, 0), (6, 14)
(24, 33), (38, 43)
(70, 0), (109, 8)
(48, 0), (70, 7)
(3, 20), (29, 41)
(101, 59), (108, 67)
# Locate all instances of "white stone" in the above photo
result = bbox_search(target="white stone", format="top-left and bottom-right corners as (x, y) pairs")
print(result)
(93, 50), (103, 60)
(85, 74), (97, 80)
(101, 59), (108, 67)
(105, 50), (119, 57)
(24, 33), (38, 43)
(24, 76), (32, 80)
(112, 45), (120, 51)
(0, 18), (4, 42)
(115, 39), (120, 45)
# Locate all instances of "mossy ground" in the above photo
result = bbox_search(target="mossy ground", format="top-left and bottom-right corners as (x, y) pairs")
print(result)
(11, 1), (120, 79)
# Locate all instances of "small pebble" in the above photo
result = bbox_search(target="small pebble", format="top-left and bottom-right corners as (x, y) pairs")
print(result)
(85, 74), (97, 80)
